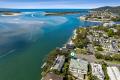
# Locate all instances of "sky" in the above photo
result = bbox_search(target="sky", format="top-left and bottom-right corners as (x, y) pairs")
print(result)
(0, 0), (120, 9)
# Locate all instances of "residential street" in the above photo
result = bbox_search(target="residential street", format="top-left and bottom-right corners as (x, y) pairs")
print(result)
(77, 54), (120, 67)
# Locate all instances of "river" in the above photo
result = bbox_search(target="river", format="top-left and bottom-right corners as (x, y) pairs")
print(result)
(0, 9), (100, 80)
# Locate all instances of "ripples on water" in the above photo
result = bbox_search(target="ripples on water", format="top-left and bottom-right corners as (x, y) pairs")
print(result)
(0, 12), (68, 57)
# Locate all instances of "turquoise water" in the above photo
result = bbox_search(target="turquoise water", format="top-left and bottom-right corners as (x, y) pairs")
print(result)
(0, 9), (100, 80)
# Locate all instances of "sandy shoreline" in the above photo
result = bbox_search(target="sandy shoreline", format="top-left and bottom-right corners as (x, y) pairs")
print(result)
(1, 13), (22, 16)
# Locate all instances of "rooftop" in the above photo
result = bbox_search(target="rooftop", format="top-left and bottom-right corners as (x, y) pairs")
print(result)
(90, 63), (104, 80)
(43, 72), (63, 80)
(69, 58), (88, 74)
(52, 55), (65, 71)
(69, 58), (88, 80)
(107, 66), (120, 80)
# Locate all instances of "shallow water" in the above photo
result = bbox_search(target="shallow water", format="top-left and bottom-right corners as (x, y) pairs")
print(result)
(0, 9), (100, 80)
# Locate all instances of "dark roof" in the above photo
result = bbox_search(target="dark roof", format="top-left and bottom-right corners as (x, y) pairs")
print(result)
(44, 72), (63, 80)
(115, 22), (120, 24)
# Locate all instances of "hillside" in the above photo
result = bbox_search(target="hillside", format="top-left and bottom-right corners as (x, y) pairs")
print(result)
(92, 6), (120, 15)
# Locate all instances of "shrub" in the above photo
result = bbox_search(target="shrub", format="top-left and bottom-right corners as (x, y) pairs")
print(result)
(102, 62), (109, 80)
(96, 46), (103, 51)
(107, 29), (115, 37)
(104, 55), (113, 61)
(112, 54), (120, 61)
(95, 53), (104, 59)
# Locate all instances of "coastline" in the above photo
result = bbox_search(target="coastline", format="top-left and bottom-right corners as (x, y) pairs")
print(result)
(0, 12), (22, 16)
(0, 9), (84, 80)
(41, 23), (120, 80)
(44, 11), (80, 16)
(40, 28), (76, 79)
(41, 28), (76, 65)
(79, 17), (104, 23)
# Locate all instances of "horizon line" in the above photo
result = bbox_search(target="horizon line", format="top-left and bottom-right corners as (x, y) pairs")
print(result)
(0, 5), (119, 10)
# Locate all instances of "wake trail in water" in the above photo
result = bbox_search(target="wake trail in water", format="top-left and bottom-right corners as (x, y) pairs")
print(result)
(0, 49), (16, 58)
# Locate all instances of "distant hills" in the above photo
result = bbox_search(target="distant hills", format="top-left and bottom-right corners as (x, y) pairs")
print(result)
(92, 6), (120, 15)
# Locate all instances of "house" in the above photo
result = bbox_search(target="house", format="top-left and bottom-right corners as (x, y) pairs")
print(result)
(52, 55), (65, 71)
(87, 44), (95, 54)
(110, 28), (118, 33)
(111, 13), (120, 18)
(103, 22), (115, 27)
(90, 63), (104, 80)
(80, 16), (86, 20)
(87, 35), (93, 43)
(109, 40), (119, 53)
(66, 41), (75, 49)
(43, 72), (63, 80)
(114, 22), (120, 25)
(69, 58), (88, 80)
(103, 21), (120, 27)
(58, 47), (68, 53)
(107, 66), (120, 80)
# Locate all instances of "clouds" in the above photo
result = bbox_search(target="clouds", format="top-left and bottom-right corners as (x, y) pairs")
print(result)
(0, 0), (120, 9)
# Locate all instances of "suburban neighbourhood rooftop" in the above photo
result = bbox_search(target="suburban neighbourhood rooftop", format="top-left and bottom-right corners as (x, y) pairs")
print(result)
(107, 66), (120, 80)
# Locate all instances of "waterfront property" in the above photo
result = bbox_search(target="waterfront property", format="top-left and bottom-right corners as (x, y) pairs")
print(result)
(43, 72), (63, 80)
(103, 21), (120, 27)
(52, 55), (65, 71)
(69, 58), (88, 80)
(107, 66), (120, 80)
(90, 63), (105, 80)
(103, 22), (116, 27)
(72, 29), (77, 40)
(80, 16), (86, 21)
(0, 9), (87, 80)
(66, 40), (75, 50)
(80, 9), (120, 23)
(88, 26), (120, 55)
(41, 9), (120, 80)
(58, 47), (69, 53)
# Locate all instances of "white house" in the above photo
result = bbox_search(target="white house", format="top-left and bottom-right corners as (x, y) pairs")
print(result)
(52, 55), (65, 71)
(69, 58), (88, 80)
(90, 63), (104, 80)
(107, 66), (120, 80)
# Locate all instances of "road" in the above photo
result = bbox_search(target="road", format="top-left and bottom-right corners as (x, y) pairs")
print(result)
(77, 54), (120, 67)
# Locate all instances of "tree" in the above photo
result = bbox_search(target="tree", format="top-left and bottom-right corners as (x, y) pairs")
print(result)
(62, 63), (69, 76)
(112, 54), (120, 61)
(75, 48), (87, 54)
(95, 53), (104, 59)
(102, 62), (109, 80)
(107, 29), (115, 37)
(104, 55), (113, 61)
(115, 25), (120, 36)
(87, 64), (94, 80)
(111, 17), (120, 21)
(75, 38), (88, 48)
(52, 69), (61, 75)
(96, 46), (103, 51)
(73, 28), (89, 48)
(93, 41), (100, 46)
(93, 76), (100, 80)
(65, 75), (76, 80)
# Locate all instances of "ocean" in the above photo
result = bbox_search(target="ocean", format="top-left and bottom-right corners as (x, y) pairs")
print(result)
(0, 9), (100, 80)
